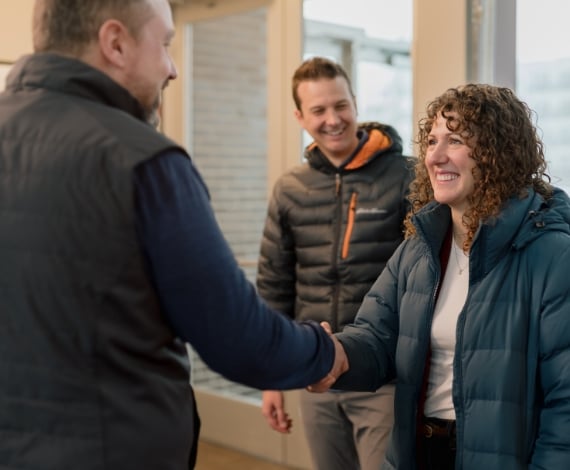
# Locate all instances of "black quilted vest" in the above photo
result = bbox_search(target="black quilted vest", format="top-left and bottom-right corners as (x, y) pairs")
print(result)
(0, 53), (197, 470)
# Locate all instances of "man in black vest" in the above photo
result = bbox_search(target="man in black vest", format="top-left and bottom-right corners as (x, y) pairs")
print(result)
(0, 1), (347, 469)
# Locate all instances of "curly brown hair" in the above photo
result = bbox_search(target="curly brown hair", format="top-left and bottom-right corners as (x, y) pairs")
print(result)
(404, 83), (552, 248)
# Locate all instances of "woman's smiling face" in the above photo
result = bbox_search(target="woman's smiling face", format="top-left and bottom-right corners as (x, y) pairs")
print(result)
(425, 112), (477, 217)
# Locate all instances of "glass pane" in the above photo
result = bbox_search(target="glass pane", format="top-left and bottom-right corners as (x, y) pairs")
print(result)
(356, 58), (413, 157)
(185, 7), (268, 403)
(517, 0), (570, 194)
(303, 0), (412, 42)
(303, 0), (413, 155)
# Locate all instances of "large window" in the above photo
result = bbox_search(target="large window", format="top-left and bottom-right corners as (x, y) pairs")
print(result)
(517, 0), (570, 194)
(469, 0), (570, 194)
(303, 0), (413, 155)
(184, 6), (269, 404)
(186, 0), (414, 406)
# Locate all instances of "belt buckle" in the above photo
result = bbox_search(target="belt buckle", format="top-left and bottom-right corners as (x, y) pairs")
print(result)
(423, 423), (434, 438)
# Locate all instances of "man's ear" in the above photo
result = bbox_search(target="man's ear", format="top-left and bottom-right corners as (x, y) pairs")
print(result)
(294, 108), (303, 124)
(98, 19), (131, 67)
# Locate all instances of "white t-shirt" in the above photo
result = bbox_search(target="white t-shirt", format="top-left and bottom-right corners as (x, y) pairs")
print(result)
(423, 238), (469, 420)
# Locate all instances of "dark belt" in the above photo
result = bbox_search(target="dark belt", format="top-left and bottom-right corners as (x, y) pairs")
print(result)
(422, 416), (456, 439)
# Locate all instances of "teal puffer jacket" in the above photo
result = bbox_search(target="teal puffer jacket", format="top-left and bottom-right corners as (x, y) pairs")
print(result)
(335, 188), (570, 469)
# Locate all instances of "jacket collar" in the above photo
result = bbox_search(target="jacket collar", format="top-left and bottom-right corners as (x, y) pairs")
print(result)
(6, 52), (147, 122)
(305, 122), (403, 173)
(412, 187), (570, 282)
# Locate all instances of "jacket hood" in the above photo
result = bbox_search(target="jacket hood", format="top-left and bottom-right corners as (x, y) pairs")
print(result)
(305, 121), (403, 173)
(511, 187), (570, 249)
(412, 187), (570, 282)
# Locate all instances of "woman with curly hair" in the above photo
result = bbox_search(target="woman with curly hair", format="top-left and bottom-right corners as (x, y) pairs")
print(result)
(317, 83), (570, 469)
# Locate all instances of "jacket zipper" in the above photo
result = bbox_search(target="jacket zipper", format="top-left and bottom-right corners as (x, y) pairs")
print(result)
(452, 260), (471, 467)
(335, 173), (341, 196)
(414, 249), (441, 458)
(331, 173), (343, 332)
(341, 192), (358, 259)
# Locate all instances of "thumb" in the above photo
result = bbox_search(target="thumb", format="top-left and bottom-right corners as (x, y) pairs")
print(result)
(320, 321), (333, 335)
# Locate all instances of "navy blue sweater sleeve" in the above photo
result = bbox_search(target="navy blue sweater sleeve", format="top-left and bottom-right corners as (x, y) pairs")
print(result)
(133, 151), (334, 390)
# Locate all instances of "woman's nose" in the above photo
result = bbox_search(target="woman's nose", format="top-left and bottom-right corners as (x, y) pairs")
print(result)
(426, 142), (447, 164)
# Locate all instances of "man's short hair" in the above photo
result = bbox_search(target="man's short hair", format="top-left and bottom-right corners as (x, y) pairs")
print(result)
(291, 56), (355, 111)
(33, 0), (153, 56)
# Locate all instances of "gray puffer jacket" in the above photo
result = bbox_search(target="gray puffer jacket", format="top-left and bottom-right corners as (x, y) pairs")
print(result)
(257, 122), (414, 332)
(335, 188), (570, 469)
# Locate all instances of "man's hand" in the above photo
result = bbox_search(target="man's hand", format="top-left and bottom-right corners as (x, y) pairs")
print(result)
(307, 321), (349, 392)
(260, 390), (292, 433)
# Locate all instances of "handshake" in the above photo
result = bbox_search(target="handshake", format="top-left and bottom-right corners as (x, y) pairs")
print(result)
(261, 321), (350, 434)
(307, 321), (349, 392)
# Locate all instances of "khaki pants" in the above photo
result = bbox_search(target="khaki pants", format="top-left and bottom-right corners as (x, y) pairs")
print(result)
(299, 384), (395, 470)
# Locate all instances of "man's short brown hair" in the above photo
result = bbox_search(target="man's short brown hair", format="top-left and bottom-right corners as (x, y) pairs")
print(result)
(33, 0), (153, 56)
(291, 56), (355, 111)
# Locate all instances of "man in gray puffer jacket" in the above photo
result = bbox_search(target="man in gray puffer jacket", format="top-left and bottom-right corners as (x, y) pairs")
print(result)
(257, 56), (414, 470)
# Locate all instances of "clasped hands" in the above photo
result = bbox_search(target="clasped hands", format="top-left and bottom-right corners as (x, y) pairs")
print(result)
(307, 321), (349, 392)
(261, 321), (349, 433)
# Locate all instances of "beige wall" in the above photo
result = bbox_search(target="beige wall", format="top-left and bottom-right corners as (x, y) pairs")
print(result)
(0, 0), (199, 63)
(413, 0), (468, 130)
(0, 0), (34, 62)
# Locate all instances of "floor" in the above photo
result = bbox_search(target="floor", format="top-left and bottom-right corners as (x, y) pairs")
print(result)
(195, 440), (299, 470)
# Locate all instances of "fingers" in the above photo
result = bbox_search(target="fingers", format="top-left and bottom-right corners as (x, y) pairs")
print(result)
(262, 407), (291, 433)
(329, 334), (349, 379)
(273, 408), (293, 433)
(320, 321), (333, 334)
(306, 374), (336, 393)
(307, 333), (349, 393)
(260, 390), (292, 433)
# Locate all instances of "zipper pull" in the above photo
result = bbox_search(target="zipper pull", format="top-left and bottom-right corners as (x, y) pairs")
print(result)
(335, 173), (341, 196)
